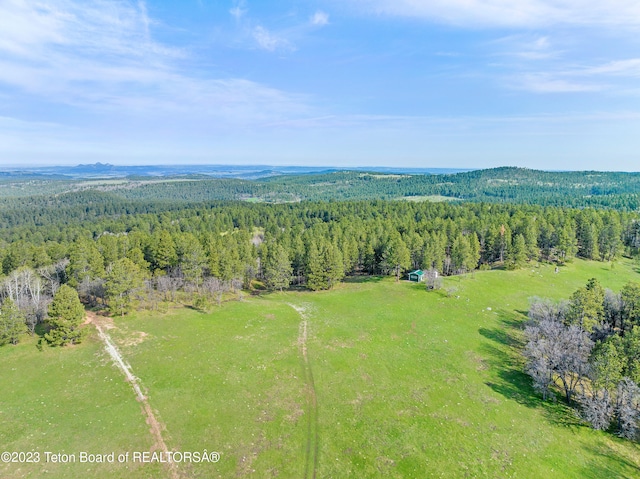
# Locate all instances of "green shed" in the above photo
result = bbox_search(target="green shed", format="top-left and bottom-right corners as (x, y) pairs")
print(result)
(408, 270), (424, 282)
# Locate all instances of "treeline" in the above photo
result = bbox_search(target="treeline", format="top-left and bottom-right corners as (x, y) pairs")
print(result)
(525, 279), (640, 440)
(1, 200), (640, 345)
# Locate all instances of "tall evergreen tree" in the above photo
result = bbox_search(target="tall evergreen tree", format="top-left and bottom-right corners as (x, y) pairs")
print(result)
(450, 234), (471, 274)
(324, 242), (345, 289)
(506, 234), (528, 270)
(467, 233), (481, 272)
(148, 230), (177, 273)
(176, 234), (207, 288)
(264, 243), (292, 291)
(66, 238), (105, 288)
(568, 278), (605, 333)
(621, 282), (640, 332)
(557, 223), (578, 263)
(306, 241), (344, 290)
(105, 258), (146, 317)
(306, 242), (325, 291)
(0, 298), (26, 346)
(382, 233), (410, 281)
(45, 285), (85, 346)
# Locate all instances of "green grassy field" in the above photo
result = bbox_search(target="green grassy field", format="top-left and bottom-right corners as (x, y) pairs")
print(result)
(2, 259), (640, 478)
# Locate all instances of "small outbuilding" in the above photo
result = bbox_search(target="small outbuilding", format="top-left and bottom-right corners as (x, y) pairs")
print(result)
(408, 270), (425, 282)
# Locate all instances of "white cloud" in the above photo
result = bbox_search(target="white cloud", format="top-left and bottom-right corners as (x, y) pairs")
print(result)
(349, 0), (640, 28)
(582, 58), (640, 77)
(252, 25), (291, 52)
(490, 34), (562, 61)
(311, 11), (329, 26)
(516, 74), (604, 93)
(510, 57), (640, 93)
(517, 36), (557, 60)
(229, 0), (247, 20)
(0, 0), (306, 123)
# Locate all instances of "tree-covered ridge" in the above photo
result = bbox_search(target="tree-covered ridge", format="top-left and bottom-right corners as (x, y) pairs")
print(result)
(1, 166), (640, 208)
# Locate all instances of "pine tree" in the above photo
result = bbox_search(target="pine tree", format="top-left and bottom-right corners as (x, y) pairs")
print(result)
(568, 278), (605, 333)
(126, 247), (150, 272)
(382, 233), (410, 281)
(45, 285), (85, 346)
(521, 217), (539, 261)
(306, 241), (344, 290)
(324, 242), (345, 289)
(306, 242), (325, 291)
(557, 223), (578, 263)
(67, 238), (105, 287)
(106, 258), (146, 317)
(0, 298), (26, 346)
(467, 233), (481, 272)
(264, 243), (292, 291)
(621, 282), (640, 332)
(219, 237), (242, 281)
(177, 234), (207, 288)
(506, 234), (527, 270)
(204, 234), (221, 278)
(148, 230), (177, 273)
(450, 234), (471, 274)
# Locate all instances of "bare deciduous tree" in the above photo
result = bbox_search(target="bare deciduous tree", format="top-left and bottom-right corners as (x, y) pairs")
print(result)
(616, 378), (640, 440)
(524, 299), (593, 403)
(580, 390), (614, 430)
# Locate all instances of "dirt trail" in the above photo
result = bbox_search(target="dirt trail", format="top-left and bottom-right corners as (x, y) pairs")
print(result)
(85, 311), (179, 479)
(287, 304), (318, 479)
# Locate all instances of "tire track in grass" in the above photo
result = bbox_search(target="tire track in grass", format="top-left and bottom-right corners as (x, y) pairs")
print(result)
(288, 304), (319, 479)
(86, 311), (179, 479)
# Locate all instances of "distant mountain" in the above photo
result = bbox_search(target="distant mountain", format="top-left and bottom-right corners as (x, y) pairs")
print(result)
(69, 162), (117, 175)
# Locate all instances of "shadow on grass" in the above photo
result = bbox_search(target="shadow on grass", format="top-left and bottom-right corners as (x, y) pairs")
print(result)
(580, 443), (640, 478)
(343, 275), (385, 284)
(34, 322), (50, 338)
(184, 304), (215, 314)
(479, 310), (584, 430)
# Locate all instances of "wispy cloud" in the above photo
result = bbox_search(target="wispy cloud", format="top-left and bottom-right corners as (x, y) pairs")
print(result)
(516, 74), (604, 93)
(510, 57), (640, 93)
(582, 58), (640, 77)
(263, 111), (640, 131)
(229, 5), (326, 52)
(349, 0), (640, 28)
(311, 11), (329, 26)
(0, 0), (307, 123)
(514, 36), (559, 60)
(252, 25), (292, 52)
(229, 0), (247, 21)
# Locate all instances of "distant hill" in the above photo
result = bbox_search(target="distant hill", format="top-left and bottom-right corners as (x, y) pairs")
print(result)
(0, 163), (471, 179)
(0, 165), (638, 209)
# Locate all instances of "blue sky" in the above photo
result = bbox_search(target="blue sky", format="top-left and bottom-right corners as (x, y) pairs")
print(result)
(1, 1), (640, 170)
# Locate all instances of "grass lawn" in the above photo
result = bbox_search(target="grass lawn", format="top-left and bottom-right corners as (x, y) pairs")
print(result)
(1, 258), (640, 478)
(0, 330), (165, 479)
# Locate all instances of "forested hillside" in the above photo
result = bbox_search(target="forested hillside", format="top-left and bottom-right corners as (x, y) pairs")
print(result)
(2, 167), (640, 208)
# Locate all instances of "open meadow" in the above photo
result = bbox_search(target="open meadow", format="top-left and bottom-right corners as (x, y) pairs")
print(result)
(2, 259), (640, 478)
